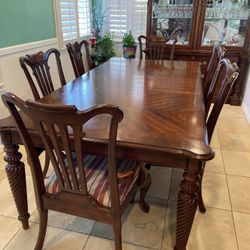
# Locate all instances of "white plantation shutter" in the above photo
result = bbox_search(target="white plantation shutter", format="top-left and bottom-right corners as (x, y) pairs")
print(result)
(59, 0), (78, 42)
(55, 0), (91, 48)
(78, 0), (91, 37)
(110, 0), (129, 40)
(104, 0), (147, 41)
(131, 0), (147, 38)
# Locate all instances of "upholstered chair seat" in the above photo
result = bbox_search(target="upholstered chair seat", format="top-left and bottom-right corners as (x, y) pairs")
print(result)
(46, 154), (140, 207)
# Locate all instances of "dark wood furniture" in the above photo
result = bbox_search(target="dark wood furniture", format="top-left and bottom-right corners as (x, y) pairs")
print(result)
(203, 45), (225, 100)
(66, 40), (94, 78)
(2, 93), (150, 250)
(199, 58), (239, 212)
(146, 0), (250, 105)
(0, 58), (215, 250)
(19, 48), (66, 177)
(138, 35), (172, 60)
(19, 48), (66, 100)
(138, 26), (183, 60)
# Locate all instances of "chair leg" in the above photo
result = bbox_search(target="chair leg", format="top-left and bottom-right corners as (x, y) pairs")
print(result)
(199, 185), (206, 213)
(112, 219), (122, 250)
(198, 164), (206, 213)
(144, 163), (151, 170)
(139, 164), (151, 213)
(130, 193), (136, 204)
(34, 209), (48, 250)
(42, 153), (50, 178)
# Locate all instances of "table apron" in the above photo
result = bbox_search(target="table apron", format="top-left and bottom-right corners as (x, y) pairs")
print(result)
(0, 129), (188, 169)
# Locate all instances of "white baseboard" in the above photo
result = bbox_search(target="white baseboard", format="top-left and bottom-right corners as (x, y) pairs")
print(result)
(0, 38), (57, 56)
(242, 101), (250, 125)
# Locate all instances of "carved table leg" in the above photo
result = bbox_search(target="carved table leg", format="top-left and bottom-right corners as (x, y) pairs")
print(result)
(3, 144), (30, 229)
(174, 159), (201, 250)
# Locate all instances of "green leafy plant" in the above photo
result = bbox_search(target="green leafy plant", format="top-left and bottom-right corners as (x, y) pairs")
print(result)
(122, 31), (137, 58)
(122, 31), (136, 47)
(93, 33), (116, 65)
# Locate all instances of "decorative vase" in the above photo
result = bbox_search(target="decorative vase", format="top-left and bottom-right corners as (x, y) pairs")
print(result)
(123, 45), (137, 59)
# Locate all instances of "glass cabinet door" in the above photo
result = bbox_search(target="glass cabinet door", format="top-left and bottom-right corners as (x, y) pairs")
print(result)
(150, 0), (195, 45)
(202, 0), (250, 46)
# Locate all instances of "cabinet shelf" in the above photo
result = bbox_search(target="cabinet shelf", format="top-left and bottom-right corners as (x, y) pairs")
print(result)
(205, 18), (249, 21)
(152, 17), (192, 19)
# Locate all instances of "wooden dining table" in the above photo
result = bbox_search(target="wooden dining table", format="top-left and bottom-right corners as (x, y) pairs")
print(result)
(0, 58), (214, 250)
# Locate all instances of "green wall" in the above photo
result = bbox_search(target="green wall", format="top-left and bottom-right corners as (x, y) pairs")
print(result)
(0, 0), (56, 48)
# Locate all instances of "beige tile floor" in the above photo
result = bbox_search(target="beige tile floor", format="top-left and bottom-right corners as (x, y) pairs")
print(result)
(0, 105), (250, 250)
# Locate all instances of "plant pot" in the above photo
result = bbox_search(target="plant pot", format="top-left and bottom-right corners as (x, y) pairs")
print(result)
(123, 45), (137, 59)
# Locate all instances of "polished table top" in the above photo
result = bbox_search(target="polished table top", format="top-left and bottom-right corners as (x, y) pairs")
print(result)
(36, 58), (213, 161)
(0, 58), (214, 162)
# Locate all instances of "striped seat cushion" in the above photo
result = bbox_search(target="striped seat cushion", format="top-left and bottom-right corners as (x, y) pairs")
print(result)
(46, 154), (139, 207)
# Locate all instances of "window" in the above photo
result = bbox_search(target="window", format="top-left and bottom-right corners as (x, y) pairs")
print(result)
(103, 0), (148, 40)
(55, 0), (91, 48)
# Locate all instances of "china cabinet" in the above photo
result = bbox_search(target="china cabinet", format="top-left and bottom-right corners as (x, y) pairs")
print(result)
(146, 0), (250, 105)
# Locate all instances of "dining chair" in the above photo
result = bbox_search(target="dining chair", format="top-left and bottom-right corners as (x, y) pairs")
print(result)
(66, 40), (95, 78)
(199, 58), (239, 212)
(2, 92), (151, 250)
(203, 45), (225, 103)
(19, 48), (66, 178)
(138, 26), (183, 60)
(19, 48), (66, 100)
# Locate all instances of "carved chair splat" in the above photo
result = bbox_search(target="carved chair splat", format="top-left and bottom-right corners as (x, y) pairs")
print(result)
(66, 40), (95, 78)
(19, 48), (66, 178)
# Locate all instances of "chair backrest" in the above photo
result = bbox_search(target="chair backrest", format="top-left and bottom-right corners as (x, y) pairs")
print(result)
(19, 48), (66, 100)
(66, 40), (94, 78)
(1, 92), (124, 209)
(206, 58), (239, 142)
(138, 26), (183, 60)
(203, 45), (225, 100)
(138, 36), (165, 60)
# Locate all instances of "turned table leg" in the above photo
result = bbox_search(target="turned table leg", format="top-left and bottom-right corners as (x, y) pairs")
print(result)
(3, 143), (30, 229)
(174, 159), (201, 250)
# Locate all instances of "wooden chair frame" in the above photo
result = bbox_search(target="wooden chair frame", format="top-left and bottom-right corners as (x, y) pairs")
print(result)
(199, 58), (239, 212)
(138, 26), (183, 60)
(19, 48), (66, 100)
(2, 93), (150, 250)
(203, 45), (226, 103)
(19, 48), (66, 178)
(66, 40), (95, 78)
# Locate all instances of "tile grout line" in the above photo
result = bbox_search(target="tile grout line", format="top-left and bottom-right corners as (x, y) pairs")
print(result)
(217, 126), (240, 250)
(81, 234), (91, 250)
(122, 240), (158, 250)
(2, 222), (23, 250)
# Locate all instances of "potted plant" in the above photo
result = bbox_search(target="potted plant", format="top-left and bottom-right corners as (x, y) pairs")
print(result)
(122, 31), (137, 59)
(92, 33), (116, 65)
